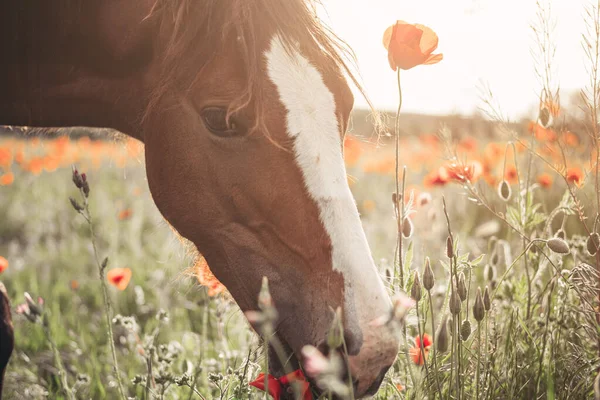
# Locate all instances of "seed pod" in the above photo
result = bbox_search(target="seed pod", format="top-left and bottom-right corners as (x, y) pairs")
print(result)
(457, 272), (467, 302)
(473, 287), (485, 322)
(446, 236), (454, 258)
(547, 238), (570, 254)
(587, 233), (600, 256)
(484, 264), (496, 282)
(327, 307), (344, 350)
(539, 106), (551, 127)
(483, 286), (492, 312)
(69, 197), (84, 212)
(422, 257), (435, 291)
(402, 217), (413, 239)
(410, 271), (422, 302)
(460, 319), (471, 341)
(72, 167), (83, 189)
(436, 315), (449, 353)
(497, 180), (511, 201)
(449, 288), (461, 315)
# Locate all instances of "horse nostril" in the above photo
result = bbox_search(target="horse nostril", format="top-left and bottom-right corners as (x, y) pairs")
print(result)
(363, 365), (391, 396)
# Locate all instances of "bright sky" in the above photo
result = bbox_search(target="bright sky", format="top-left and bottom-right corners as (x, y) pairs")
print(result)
(322, 0), (591, 119)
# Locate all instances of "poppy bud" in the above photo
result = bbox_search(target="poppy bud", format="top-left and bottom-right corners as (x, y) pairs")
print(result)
(436, 315), (449, 353)
(101, 257), (109, 270)
(258, 277), (273, 310)
(82, 180), (90, 197)
(402, 217), (413, 239)
(483, 286), (492, 312)
(449, 288), (461, 315)
(473, 288), (485, 322)
(547, 238), (570, 254)
(410, 271), (421, 301)
(484, 264), (496, 282)
(24, 292), (42, 317)
(327, 307), (344, 350)
(457, 272), (467, 302)
(422, 257), (435, 291)
(490, 250), (499, 267)
(539, 107), (551, 128)
(497, 180), (511, 201)
(69, 197), (84, 212)
(72, 166), (83, 189)
(446, 236), (454, 258)
(460, 319), (471, 341)
(587, 233), (600, 256)
(392, 192), (400, 205)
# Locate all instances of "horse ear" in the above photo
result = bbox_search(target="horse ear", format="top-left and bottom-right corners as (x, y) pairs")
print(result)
(0, 281), (14, 399)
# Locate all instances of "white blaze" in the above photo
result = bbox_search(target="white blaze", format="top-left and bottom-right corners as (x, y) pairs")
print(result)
(265, 36), (390, 329)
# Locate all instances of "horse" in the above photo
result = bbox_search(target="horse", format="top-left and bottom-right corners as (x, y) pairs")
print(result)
(0, 1), (399, 397)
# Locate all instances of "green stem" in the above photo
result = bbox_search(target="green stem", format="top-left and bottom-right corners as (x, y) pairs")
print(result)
(43, 316), (76, 400)
(84, 197), (127, 400)
(415, 300), (431, 396)
(428, 292), (443, 399)
(476, 322), (481, 400)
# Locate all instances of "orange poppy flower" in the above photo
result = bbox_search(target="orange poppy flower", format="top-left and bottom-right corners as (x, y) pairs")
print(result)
(424, 166), (450, 187)
(70, 280), (80, 290)
(118, 209), (133, 221)
(0, 172), (14, 186)
(343, 136), (363, 167)
(383, 21), (443, 70)
(0, 256), (7, 273)
(106, 267), (132, 290)
(504, 165), (518, 184)
(446, 160), (483, 183)
(537, 173), (553, 189)
(566, 167), (584, 187)
(0, 147), (12, 168)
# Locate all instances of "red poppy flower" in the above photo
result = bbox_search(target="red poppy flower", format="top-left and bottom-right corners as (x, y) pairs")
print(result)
(383, 21), (443, 70)
(0, 256), (7, 273)
(566, 167), (584, 187)
(537, 173), (553, 189)
(106, 267), (132, 291)
(249, 370), (312, 400)
(410, 334), (432, 366)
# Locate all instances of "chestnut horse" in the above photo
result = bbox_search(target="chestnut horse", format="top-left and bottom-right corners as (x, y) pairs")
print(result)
(0, 1), (398, 397)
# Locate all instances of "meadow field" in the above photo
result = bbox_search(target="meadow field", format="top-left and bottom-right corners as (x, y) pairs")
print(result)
(0, 108), (599, 400)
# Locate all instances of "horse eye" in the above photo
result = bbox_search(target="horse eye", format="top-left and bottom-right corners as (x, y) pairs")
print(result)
(201, 107), (244, 137)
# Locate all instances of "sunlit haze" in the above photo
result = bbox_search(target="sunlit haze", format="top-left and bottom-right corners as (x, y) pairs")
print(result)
(322, 0), (591, 119)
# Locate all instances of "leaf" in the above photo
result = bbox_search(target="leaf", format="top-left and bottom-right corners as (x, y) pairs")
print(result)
(470, 254), (486, 266)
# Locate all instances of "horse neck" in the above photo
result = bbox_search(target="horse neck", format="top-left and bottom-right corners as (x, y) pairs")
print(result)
(0, 2), (158, 141)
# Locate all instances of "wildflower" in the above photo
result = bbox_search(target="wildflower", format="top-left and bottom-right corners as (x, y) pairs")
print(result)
(497, 180), (511, 201)
(0, 256), (7, 274)
(72, 167), (84, 189)
(106, 267), (132, 290)
(587, 233), (600, 256)
(537, 173), (553, 189)
(0, 172), (14, 186)
(566, 167), (584, 187)
(410, 271), (422, 301)
(382, 21), (443, 70)
(424, 167), (449, 187)
(70, 280), (79, 290)
(473, 287), (485, 322)
(446, 160), (483, 183)
(422, 257), (435, 291)
(436, 315), (449, 353)
(249, 370), (312, 400)
(409, 334), (432, 365)
(69, 197), (84, 212)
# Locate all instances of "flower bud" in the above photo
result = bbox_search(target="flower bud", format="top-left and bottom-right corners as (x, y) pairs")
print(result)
(402, 217), (413, 239)
(539, 106), (551, 128)
(327, 307), (344, 350)
(258, 276), (273, 310)
(436, 315), (449, 353)
(587, 233), (600, 256)
(410, 271), (421, 302)
(422, 257), (435, 291)
(460, 319), (471, 341)
(547, 237), (570, 254)
(457, 272), (467, 302)
(449, 288), (461, 315)
(473, 287), (485, 322)
(446, 236), (454, 258)
(483, 286), (492, 312)
(417, 192), (432, 207)
(497, 180), (511, 201)
(69, 197), (84, 212)
(72, 166), (84, 189)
